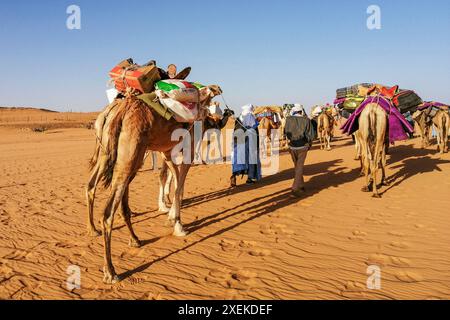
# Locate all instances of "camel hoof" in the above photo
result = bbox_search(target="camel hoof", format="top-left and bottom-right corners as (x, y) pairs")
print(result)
(372, 194), (382, 199)
(361, 186), (371, 193)
(173, 222), (188, 237)
(129, 238), (142, 248)
(165, 218), (176, 227)
(159, 206), (170, 214)
(103, 268), (120, 284)
(87, 228), (102, 237)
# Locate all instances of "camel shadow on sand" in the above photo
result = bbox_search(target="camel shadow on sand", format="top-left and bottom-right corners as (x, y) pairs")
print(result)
(120, 160), (360, 281)
(180, 159), (345, 209)
(381, 152), (450, 196)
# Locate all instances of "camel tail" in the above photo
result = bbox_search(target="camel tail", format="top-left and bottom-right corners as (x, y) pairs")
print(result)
(89, 102), (118, 172)
(101, 99), (128, 188)
(368, 109), (377, 158)
(443, 113), (448, 138)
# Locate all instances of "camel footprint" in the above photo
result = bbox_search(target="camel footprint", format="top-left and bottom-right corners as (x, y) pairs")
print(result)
(349, 230), (367, 241)
(0, 209), (11, 226)
(394, 271), (423, 283)
(219, 239), (238, 252)
(259, 224), (294, 237)
(368, 253), (411, 267)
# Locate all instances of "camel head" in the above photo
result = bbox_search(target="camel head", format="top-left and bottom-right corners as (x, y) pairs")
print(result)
(197, 85), (223, 121)
(223, 108), (235, 118)
(199, 85), (223, 106)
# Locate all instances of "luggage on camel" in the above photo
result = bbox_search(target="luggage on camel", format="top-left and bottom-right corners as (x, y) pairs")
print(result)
(417, 101), (447, 111)
(109, 59), (161, 94)
(415, 102), (449, 124)
(253, 106), (283, 122)
(107, 59), (211, 123)
(336, 85), (359, 99)
(336, 83), (383, 112)
(342, 95), (365, 111)
(392, 90), (423, 113)
(341, 95), (414, 144)
(155, 80), (206, 123)
(336, 83), (377, 99)
(137, 92), (174, 121)
(155, 80), (200, 103)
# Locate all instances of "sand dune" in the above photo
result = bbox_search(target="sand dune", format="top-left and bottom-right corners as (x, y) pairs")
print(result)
(0, 115), (450, 299)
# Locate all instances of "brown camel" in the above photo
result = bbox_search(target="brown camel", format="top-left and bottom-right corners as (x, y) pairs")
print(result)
(258, 110), (280, 155)
(86, 85), (221, 283)
(159, 108), (235, 210)
(413, 108), (449, 154)
(317, 112), (333, 151)
(358, 102), (389, 198)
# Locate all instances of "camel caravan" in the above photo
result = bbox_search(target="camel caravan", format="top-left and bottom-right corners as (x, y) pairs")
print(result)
(338, 84), (449, 197)
(86, 59), (449, 283)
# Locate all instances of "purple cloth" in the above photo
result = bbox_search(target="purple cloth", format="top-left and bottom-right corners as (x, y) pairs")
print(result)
(334, 98), (346, 105)
(418, 101), (448, 111)
(341, 96), (414, 144)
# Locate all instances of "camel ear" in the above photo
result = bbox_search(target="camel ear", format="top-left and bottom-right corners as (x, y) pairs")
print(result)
(198, 87), (211, 102)
(158, 68), (170, 80)
(198, 85), (222, 102)
(208, 85), (222, 97)
(174, 67), (191, 80)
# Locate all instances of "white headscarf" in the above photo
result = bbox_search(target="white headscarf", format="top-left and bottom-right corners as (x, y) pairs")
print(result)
(290, 104), (305, 116)
(239, 104), (257, 127)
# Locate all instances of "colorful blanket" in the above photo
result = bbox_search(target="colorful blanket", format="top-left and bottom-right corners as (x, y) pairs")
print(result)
(341, 96), (414, 144)
(417, 101), (448, 111)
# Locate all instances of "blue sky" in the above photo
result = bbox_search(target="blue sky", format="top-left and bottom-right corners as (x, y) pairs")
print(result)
(0, 0), (449, 112)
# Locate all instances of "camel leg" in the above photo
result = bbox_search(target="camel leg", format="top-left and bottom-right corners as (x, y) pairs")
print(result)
(371, 155), (380, 198)
(165, 160), (187, 237)
(165, 160), (179, 225)
(120, 182), (141, 248)
(178, 163), (192, 205)
(102, 178), (127, 284)
(380, 147), (389, 186)
(359, 130), (372, 192)
(436, 125), (443, 153)
(165, 169), (173, 204)
(102, 132), (146, 284)
(158, 161), (171, 213)
(318, 131), (324, 150)
(444, 115), (449, 153)
(326, 133), (331, 151)
(86, 163), (102, 236)
(361, 154), (372, 192)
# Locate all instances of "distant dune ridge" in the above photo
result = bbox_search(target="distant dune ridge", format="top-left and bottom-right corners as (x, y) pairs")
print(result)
(0, 106), (98, 130)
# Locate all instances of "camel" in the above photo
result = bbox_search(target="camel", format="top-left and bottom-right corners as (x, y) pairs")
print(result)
(317, 112), (333, 151)
(279, 107), (291, 150)
(413, 108), (449, 154)
(159, 107), (235, 209)
(358, 103), (389, 198)
(258, 109), (280, 156)
(86, 85), (221, 283)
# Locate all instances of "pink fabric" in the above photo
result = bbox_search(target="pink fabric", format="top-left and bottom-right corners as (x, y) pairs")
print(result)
(341, 96), (414, 144)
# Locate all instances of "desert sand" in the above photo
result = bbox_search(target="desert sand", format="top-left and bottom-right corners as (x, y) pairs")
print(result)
(0, 109), (450, 300)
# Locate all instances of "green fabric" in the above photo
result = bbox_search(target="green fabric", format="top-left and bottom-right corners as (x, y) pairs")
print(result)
(343, 96), (365, 110)
(137, 92), (173, 121)
(191, 82), (205, 89)
(155, 81), (180, 92)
